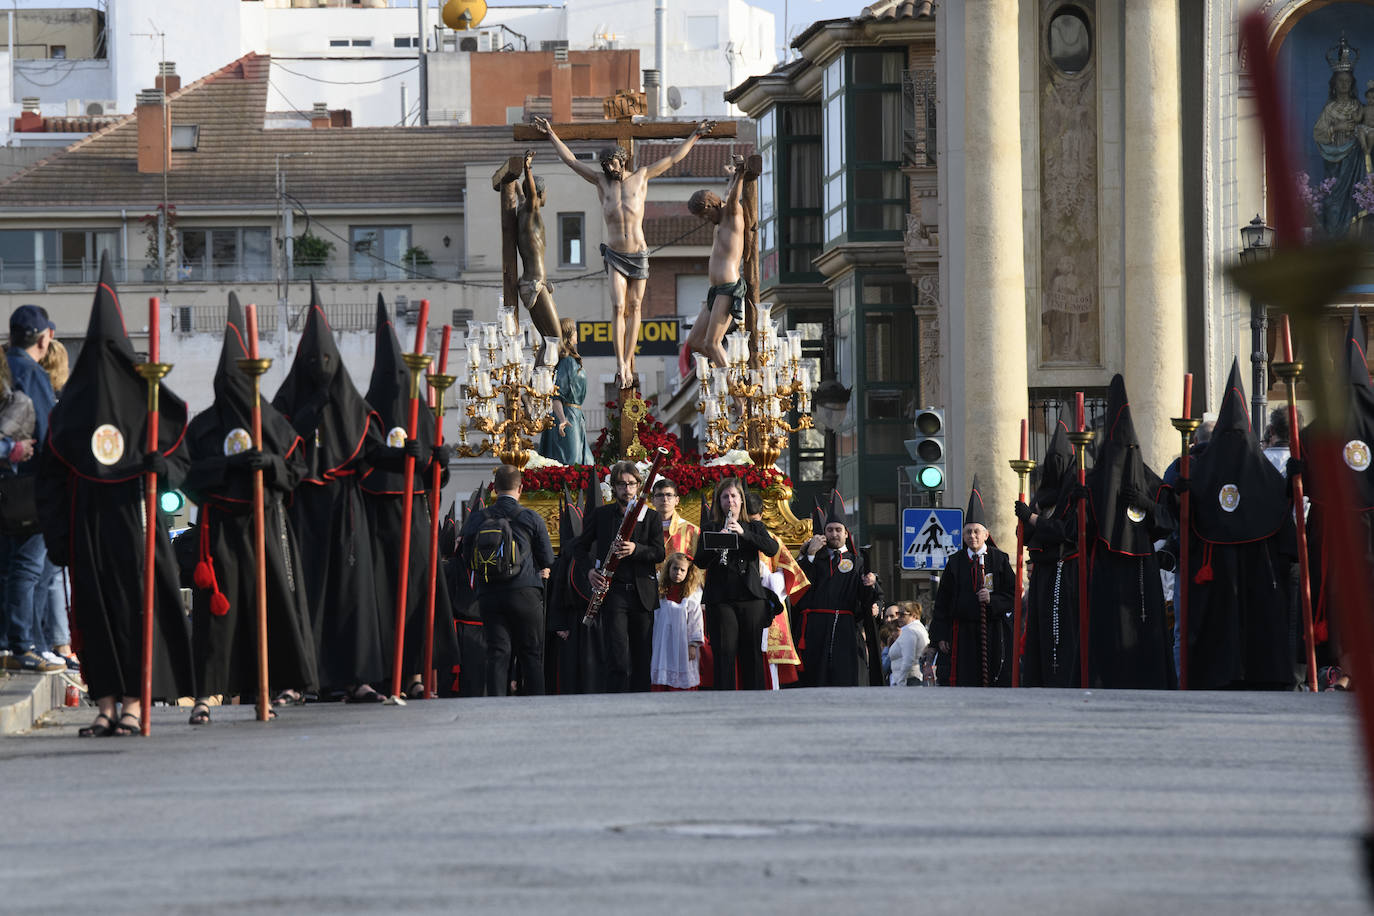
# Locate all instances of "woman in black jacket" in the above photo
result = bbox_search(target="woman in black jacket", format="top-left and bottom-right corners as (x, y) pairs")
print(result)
(693, 477), (779, 689)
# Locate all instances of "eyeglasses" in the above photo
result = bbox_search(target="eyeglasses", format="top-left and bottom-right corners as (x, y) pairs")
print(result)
(614, 478), (639, 489)
(651, 492), (678, 500)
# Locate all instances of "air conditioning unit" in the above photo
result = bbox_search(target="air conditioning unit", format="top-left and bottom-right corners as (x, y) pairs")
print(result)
(452, 308), (473, 327)
(177, 306), (192, 333)
(477, 28), (502, 52)
(78, 99), (117, 116)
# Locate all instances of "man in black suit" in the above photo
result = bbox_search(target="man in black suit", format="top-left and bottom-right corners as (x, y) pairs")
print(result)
(571, 460), (664, 692)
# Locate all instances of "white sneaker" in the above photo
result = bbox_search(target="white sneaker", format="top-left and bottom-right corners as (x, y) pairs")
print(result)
(40, 650), (65, 667)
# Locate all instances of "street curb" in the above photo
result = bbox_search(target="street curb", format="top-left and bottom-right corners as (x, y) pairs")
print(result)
(0, 671), (69, 736)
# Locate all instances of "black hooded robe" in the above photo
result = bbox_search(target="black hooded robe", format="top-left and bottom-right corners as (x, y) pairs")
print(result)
(1022, 424), (1082, 688)
(36, 256), (194, 702)
(1175, 360), (1294, 690)
(931, 477), (1013, 687)
(183, 295), (319, 701)
(543, 486), (604, 694)
(793, 491), (878, 687)
(1086, 375), (1176, 690)
(360, 296), (459, 684)
(272, 283), (388, 693)
(440, 487), (488, 697)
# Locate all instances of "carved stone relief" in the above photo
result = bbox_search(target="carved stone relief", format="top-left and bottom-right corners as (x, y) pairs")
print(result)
(1039, 1), (1101, 367)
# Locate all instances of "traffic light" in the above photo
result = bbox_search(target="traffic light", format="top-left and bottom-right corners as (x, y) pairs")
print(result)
(904, 408), (946, 491)
(160, 489), (185, 514)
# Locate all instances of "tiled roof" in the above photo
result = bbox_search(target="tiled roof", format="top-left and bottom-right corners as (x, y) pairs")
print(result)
(635, 138), (756, 179)
(860, 0), (935, 21)
(644, 201), (712, 247)
(0, 53), (540, 211)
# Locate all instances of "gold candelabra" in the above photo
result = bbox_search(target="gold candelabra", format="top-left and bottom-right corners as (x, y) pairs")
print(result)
(695, 303), (819, 468)
(452, 305), (559, 469)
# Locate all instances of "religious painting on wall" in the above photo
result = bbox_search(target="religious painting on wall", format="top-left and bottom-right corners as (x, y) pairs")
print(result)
(1277, 2), (1374, 240)
(1038, 1), (1101, 368)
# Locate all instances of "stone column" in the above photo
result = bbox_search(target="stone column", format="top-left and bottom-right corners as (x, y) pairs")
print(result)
(1122, 0), (1185, 473)
(962, 0), (1027, 543)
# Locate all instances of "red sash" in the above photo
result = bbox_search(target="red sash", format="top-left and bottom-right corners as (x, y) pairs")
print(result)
(797, 607), (852, 650)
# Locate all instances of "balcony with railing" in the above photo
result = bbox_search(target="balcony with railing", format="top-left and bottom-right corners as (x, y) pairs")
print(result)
(0, 256), (466, 292)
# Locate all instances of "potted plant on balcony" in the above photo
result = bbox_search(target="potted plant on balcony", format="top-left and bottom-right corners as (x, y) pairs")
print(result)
(293, 231), (334, 278)
(402, 244), (433, 277)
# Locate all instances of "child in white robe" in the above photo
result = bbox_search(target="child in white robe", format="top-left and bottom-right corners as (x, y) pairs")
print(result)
(651, 552), (705, 690)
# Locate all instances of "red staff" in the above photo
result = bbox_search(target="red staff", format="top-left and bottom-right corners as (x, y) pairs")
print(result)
(239, 305), (273, 721)
(389, 300), (431, 703)
(421, 320), (455, 699)
(1008, 419), (1035, 688)
(1067, 392), (1095, 689)
(1273, 319), (1318, 691)
(136, 296), (170, 736)
(1170, 374), (1199, 690)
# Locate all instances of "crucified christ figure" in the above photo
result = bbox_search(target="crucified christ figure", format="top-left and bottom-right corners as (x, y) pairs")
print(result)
(533, 115), (715, 388)
(685, 154), (747, 366)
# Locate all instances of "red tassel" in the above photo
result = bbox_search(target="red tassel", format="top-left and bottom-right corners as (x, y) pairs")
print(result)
(210, 592), (230, 617)
(1194, 542), (1214, 584)
(193, 560), (214, 590)
(1316, 620), (1329, 643)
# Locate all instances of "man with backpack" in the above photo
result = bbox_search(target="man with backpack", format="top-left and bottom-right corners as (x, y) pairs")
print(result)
(460, 464), (554, 696)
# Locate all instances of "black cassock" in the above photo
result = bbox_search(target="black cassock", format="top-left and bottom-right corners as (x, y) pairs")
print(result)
(439, 512), (487, 698)
(931, 547), (1013, 687)
(1086, 375), (1175, 690)
(272, 284), (388, 692)
(1178, 360), (1294, 690)
(37, 256), (194, 702)
(1022, 423), (1081, 688)
(360, 296), (458, 682)
(183, 294), (318, 700)
(793, 546), (876, 687)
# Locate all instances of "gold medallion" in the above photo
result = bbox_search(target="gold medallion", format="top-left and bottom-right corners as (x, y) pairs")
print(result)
(837, 558), (854, 573)
(1126, 506), (1146, 523)
(386, 426), (407, 448)
(224, 428), (252, 456)
(1344, 439), (1371, 472)
(1219, 484), (1240, 513)
(90, 424), (125, 466)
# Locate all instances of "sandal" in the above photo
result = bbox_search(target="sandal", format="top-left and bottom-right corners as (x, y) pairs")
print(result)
(345, 684), (385, 704)
(188, 703), (211, 725)
(78, 713), (114, 738)
(112, 712), (141, 736)
(272, 689), (305, 707)
(404, 681), (425, 700)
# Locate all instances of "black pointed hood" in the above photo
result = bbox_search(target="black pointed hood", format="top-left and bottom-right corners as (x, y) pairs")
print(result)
(1033, 420), (1075, 511)
(186, 294), (301, 502)
(360, 294), (436, 495)
(810, 496), (827, 536)
(1189, 359), (1287, 543)
(46, 253), (188, 480)
(1348, 309), (1371, 389)
(559, 486), (584, 543)
(272, 280), (378, 483)
(1087, 374), (1164, 556)
(965, 475), (987, 528)
(1307, 311), (1374, 510)
(584, 464), (604, 513)
(824, 489), (848, 527)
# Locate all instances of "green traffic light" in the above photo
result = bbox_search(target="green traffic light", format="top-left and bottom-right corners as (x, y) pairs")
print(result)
(160, 490), (185, 514)
(918, 466), (944, 489)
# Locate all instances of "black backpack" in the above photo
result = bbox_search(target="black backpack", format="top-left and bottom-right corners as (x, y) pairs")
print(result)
(470, 512), (522, 584)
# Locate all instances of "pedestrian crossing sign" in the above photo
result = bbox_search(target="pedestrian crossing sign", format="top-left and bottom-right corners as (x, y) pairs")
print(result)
(902, 507), (963, 570)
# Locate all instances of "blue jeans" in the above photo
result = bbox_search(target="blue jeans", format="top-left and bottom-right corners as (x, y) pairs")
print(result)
(2, 532), (49, 653)
(36, 556), (66, 650)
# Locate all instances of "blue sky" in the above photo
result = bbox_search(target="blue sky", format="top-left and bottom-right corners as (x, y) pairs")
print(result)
(756, 0), (871, 57)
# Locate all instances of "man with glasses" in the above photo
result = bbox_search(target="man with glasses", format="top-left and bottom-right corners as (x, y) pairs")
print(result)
(570, 461), (664, 692)
(650, 477), (699, 564)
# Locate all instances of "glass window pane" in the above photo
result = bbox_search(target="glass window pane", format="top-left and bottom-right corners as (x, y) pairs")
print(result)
(854, 203), (904, 232)
(862, 276), (913, 305)
(785, 105), (822, 134)
(242, 228), (271, 281)
(789, 142), (822, 208)
(852, 92), (903, 162)
(559, 213), (584, 265)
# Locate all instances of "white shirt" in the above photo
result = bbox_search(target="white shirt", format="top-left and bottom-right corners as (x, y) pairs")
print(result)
(888, 620), (930, 685)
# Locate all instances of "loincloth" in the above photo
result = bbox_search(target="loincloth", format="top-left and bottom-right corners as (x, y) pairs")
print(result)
(707, 277), (747, 323)
(519, 277), (554, 301)
(600, 244), (650, 280)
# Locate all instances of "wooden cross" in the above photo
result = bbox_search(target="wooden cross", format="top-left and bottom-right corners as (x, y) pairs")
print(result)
(512, 109), (740, 457)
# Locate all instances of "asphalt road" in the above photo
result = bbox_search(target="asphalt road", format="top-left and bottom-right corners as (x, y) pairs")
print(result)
(1, 688), (1367, 915)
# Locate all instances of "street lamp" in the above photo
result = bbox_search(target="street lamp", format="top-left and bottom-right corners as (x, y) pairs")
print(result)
(1239, 214), (1275, 434)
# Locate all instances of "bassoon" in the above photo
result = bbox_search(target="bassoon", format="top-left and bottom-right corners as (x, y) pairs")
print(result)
(582, 446), (671, 626)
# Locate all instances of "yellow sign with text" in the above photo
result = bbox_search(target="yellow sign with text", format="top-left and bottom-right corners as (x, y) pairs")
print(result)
(576, 319), (680, 356)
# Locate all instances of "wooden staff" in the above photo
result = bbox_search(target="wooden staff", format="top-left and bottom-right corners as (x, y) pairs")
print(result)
(1067, 392), (1095, 689)
(421, 318), (454, 699)
(1008, 419), (1035, 688)
(1273, 318), (1317, 691)
(389, 301), (432, 704)
(238, 305), (273, 722)
(135, 296), (170, 736)
(1171, 374), (1200, 690)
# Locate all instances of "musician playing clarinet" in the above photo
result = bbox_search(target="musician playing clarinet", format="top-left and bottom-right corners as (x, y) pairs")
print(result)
(571, 460), (664, 692)
(693, 477), (779, 690)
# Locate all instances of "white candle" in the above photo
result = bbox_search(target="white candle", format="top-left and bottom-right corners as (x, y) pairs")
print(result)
(543, 337), (561, 367)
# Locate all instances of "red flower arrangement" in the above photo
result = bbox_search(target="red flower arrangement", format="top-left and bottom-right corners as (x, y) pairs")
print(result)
(525, 397), (792, 497)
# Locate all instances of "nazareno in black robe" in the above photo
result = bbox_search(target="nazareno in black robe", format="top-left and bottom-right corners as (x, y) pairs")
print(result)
(1176, 359), (1294, 689)
(1022, 422), (1082, 688)
(1085, 375), (1176, 689)
(271, 280), (387, 692)
(183, 294), (319, 700)
(359, 295), (459, 682)
(930, 477), (1013, 687)
(1305, 309), (1374, 667)
(36, 254), (195, 702)
(440, 487), (489, 697)
(543, 487), (603, 694)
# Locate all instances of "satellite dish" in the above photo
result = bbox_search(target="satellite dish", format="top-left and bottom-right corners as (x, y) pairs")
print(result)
(667, 86), (683, 111)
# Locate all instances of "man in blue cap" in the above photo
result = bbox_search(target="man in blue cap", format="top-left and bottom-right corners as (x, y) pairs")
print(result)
(1, 304), (62, 673)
